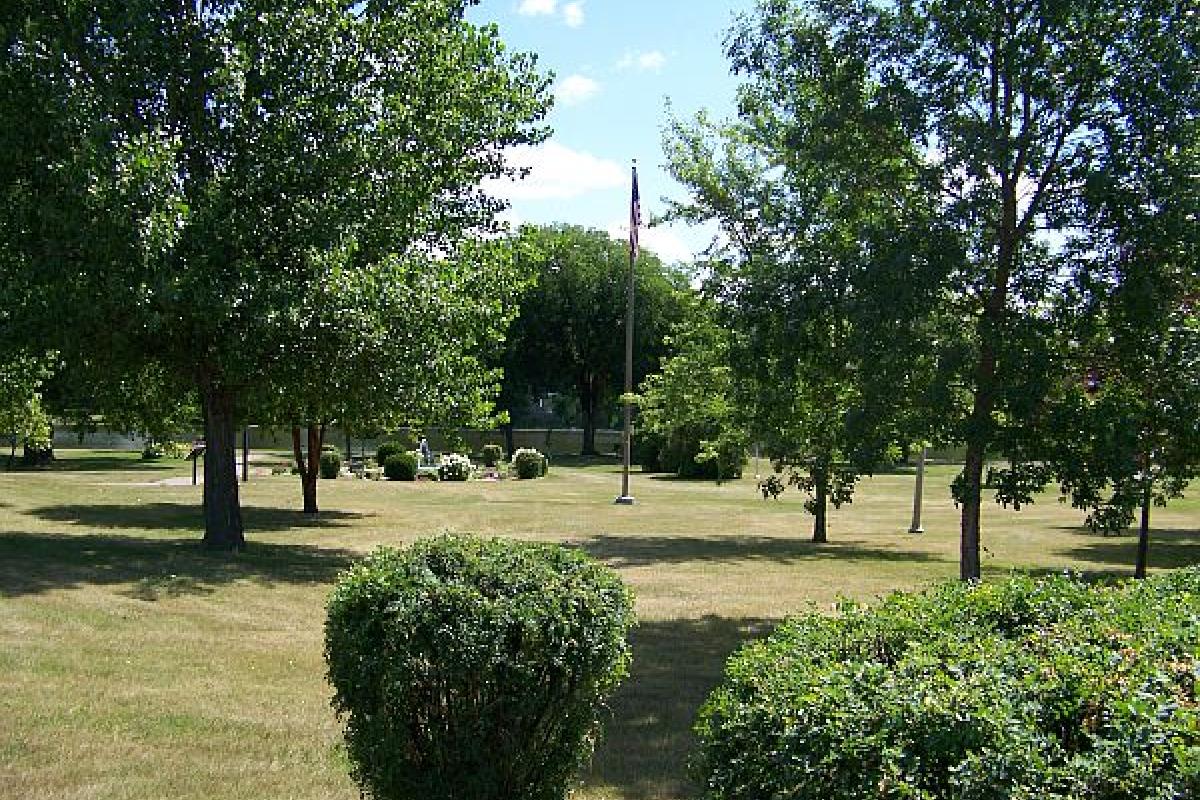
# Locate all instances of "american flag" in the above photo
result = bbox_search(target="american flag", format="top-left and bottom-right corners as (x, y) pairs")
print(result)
(629, 163), (641, 260)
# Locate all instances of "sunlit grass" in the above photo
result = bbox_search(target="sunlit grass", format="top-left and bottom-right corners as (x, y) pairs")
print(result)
(1, 449), (1196, 799)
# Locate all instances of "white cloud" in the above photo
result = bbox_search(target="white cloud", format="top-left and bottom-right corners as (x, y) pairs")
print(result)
(607, 220), (696, 265)
(488, 141), (625, 202)
(637, 51), (667, 71)
(517, 0), (557, 16)
(563, 1), (585, 27)
(617, 50), (667, 72)
(554, 74), (601, 106)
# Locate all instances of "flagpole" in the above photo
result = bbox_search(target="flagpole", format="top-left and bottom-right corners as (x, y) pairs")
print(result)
(616, 160), (639, 505)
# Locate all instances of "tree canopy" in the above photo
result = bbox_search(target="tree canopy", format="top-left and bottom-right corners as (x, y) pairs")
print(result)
(1, 0), (551, 545)
(668, 0), (1198, 570)
(636, 296), (747, 482)
(498, 224), (687, 455)
(664, 2), (954, 542)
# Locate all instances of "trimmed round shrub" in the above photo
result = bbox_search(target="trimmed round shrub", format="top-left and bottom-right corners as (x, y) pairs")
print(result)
(376, 440), (404, 468)
(512, 447), (546, 480)
(695, 570), (1200, 800)
(141, 441), (165, 461)
(438, 453), (471, 481)
(383, 451), (418, 481)
(481, 443), (504, 468)
(319, 449), (342, 479)
(325, 535), (636, 800)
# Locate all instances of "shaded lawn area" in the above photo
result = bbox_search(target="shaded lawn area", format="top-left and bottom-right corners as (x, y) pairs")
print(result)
(0, 449), (1196, 800)
(0, 532), (357, 601)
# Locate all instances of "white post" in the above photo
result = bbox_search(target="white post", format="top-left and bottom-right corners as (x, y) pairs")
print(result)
(908, 444), (927, 534)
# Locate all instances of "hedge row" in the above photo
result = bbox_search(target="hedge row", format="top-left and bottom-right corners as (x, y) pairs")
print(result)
(696, 570), (1200, 800)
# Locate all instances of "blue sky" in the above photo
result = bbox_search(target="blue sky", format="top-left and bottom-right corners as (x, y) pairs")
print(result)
(468, 0), (757, 264)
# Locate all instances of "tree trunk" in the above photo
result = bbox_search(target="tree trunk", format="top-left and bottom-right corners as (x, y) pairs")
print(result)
(292, 424), (324, 515)
(812, 467), (829, 544)
(579, 375), (599, 455)
(1135, 482), (1152, 579)
(200, 382), (244, 551)
(503, 421), (515, 459)
(960, 168), (1019, 580)
(959, 436), (986, 581)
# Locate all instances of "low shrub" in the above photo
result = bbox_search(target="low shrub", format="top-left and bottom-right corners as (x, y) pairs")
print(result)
(481, 443), (504, 468)
(141, 439), (192, 461)
(320, 449), (342, 479)
(383, 451), (418, 481)
(162, 440), (188, 459)
(325, 535), (636, 800)
(376, 440), (404, 468)
(513, 447), (546, 479)
(438, 453), (471, 481)
(695, 570), (1200, 800)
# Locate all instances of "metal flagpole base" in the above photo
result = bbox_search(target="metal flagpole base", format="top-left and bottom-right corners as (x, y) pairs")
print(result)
(908, 525), (924, 534)
(614, 495), (635, 505)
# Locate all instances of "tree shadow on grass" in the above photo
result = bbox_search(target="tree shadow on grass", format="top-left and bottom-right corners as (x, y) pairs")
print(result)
(7, 455), (180, 473)
(0, 531), (356, 600)
(1053, 527), (1200, 572)
(573, 533), (948, 569)
(642, 473), (749, 484)
(26, 502), (370, 533)
(548, 454), (623, 468)
(585, 615), (774, 800)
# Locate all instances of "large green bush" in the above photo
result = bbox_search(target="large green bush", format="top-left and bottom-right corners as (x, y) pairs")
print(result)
(632, 429), (667, 472)
(324, 535), (636, 800)
(696, 570), (1200, 800)
(664, 432), (744, 480)
(383, 451), (417, 481)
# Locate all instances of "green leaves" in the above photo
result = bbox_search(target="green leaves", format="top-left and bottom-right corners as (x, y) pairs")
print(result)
(665, 0), (954, 535)
(696, 571), (1200, 799)
(325, 535), (635, 800)
(638, 297), (748, 482)
(666, 0), (1197, 572)
(496, 224), (687, 452)
(2, 1), (553, 533)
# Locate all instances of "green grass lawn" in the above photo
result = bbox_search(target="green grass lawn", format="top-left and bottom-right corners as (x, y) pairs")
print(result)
(1, 450), (1197, 800)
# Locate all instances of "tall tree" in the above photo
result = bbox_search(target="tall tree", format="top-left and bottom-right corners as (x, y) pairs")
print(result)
(670, 0), (1197, 576)
(501, 225), (686, 455)
(252, 237), (526, 514)
(1, 0), (550, 547)
(664, 5), (953, 542)
(1038, 35), (1200, 577)
(884, 0), (1197, 579)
